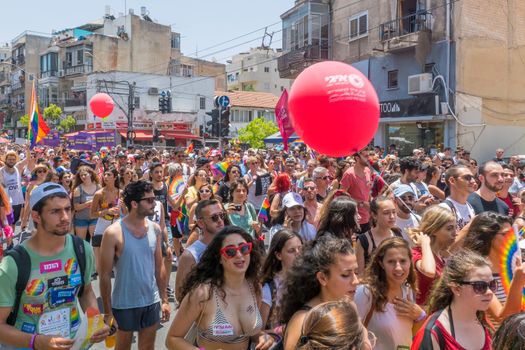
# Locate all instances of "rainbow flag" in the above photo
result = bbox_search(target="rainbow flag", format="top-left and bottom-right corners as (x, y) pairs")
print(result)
(258, 197), (271, 222)
(499, 226), (525, 307)
(185, 142), (194, 155)
(211, 162), (229, 177)
(167, 176), (185, 197)
(177, 201), (190, 234)
(212, 182), (220, 194)
(27, 81), (50, 148)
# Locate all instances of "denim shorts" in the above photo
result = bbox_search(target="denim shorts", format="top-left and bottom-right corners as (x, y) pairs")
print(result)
(74, 218), (98, 228)
(112, 302), (160, 332)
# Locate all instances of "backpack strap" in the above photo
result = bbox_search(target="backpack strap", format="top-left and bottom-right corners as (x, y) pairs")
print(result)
(363, 295), (375, 328)
(420, 309), (445, 350)
(5, 245), (31, 326)
(71, 234), (86, 298)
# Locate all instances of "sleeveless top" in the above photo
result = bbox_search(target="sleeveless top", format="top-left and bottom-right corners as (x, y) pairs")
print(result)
(358, 228), (403, 265)
(112, 219), (161, 309)
(2, 167), (24, 205)
(186, 240), (207, 264)
(73, 184), (99, 220)
(99, 191), (120, 221)
(198, 284), (263, 344)
(154, 183), (169, 218)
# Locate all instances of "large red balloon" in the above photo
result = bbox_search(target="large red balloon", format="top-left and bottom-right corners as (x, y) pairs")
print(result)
(288, 61), (379, 157)
(89, 93), (114, 118)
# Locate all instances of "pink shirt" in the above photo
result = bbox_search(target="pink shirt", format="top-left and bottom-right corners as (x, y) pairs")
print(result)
(340, 167), (371, 224)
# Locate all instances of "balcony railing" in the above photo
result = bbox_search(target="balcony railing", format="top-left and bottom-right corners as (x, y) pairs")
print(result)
(277, 43), (329, 79)
(40, 71), (58, 79)
(65, 96), (86, 107)
(64, 64), (93, 76)
(379, 11), (431, 42)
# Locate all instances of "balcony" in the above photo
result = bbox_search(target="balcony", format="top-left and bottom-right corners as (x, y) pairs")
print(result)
(41, 71), (58, 79)
(64, 64), (92, 76)
(278, 44), (329, 79)
(11, 54), (25, 66)
(65, 96), (86, 107)
(379, 11), (432, 53)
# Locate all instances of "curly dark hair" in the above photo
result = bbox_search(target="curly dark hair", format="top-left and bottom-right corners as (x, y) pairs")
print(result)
(363, 237), (417, 312)
(180, 225), (263, 303)
(492, 312), (525, 350)
(278, 235), (355, 324)
(122, 180), (153, 211)
(316, 195), (359, 239)
(463, 212), (512, 257)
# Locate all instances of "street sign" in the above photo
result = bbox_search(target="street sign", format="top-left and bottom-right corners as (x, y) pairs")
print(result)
(218, 95), (230, 108)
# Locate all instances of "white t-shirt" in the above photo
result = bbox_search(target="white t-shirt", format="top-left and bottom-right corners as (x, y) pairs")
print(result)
(269, 221), (316, 243)
(355, 284), (415, 350)
(439, 197), (475, 230)
(396, 214), (420, 247)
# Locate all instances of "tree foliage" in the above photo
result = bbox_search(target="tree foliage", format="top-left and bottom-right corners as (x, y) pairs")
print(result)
(58, 115), (77, 133)
(19, 114), (29, 127)
(237, 117), (278, 149)
(43, 104), (62, 124)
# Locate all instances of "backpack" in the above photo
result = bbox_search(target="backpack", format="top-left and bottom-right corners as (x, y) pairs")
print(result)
(5, 234), (86, 326)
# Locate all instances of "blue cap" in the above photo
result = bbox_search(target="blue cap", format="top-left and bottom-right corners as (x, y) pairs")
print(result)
(393, 184), (415, 198)
(30, 184), (69, 210)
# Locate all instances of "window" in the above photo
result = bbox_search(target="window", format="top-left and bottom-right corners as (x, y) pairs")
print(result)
(264, 67), (270, 73)
(388, 70), (398, 89)
(65, 52), (73, 67)
(349, 11), (368, 41)
(181, 64), (193, 77)
(171, 33), (180, 49)
(424, 63), (435, 74)
(199, 97), (206, 110)
(77, 49), (83, 65)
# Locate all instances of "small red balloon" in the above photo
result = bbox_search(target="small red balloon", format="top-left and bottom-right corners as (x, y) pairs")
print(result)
(288, 61), (380, 157)
(89, 93), (114, 118)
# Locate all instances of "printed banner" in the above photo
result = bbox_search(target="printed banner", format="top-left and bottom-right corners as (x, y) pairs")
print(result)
(41, 130), (61, 147)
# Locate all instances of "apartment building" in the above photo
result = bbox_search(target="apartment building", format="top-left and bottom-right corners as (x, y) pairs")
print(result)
(279, 0), (525, 160)
(226, 48), (293, 96)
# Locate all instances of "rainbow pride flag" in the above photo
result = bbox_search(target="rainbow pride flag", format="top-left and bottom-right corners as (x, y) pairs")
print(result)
(177, 201), (189, 234)
(185, 142), (194, 155)
(168, 176), (185, 197)
(28, 81), (50, 148)
(211, 162), (229, 177)
(258, 197), (271, 222)
(499, 226), (525, 307)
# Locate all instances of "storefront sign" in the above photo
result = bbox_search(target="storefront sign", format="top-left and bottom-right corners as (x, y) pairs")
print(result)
(379, 95), (435, 118)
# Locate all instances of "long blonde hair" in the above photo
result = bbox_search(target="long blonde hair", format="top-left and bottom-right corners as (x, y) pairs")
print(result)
(408, 205), (455, 242)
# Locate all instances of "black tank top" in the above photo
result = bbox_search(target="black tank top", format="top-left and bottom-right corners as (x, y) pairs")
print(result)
(153, 182), (169, 217)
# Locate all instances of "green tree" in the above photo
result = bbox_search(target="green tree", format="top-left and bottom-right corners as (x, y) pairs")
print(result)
(43, 104), (62, 125)
(19, 114), (29, 127)
(238, 117), (278, 149)
(58, 115), (77, 133)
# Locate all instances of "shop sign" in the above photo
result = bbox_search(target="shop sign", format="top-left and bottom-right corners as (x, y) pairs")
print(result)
(379, 95), (435, 118)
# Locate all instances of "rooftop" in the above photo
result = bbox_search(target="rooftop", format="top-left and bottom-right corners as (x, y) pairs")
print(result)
(216, 90), (279, 109)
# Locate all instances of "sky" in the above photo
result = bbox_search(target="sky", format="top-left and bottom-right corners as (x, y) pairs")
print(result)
(1, 0), (294, 62)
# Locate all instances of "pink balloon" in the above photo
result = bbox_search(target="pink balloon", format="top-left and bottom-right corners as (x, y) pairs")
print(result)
(288, 61), (380, 157)
(89, 93), (114, 118)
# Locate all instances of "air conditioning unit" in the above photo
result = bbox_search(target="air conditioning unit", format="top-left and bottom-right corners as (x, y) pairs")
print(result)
(148, 87), (158, 95)
(58, 70), (65, 77)
(408, 73), (433, 95)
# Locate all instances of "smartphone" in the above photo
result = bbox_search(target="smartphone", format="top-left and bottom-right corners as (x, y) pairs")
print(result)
(233, 204), (242, 211)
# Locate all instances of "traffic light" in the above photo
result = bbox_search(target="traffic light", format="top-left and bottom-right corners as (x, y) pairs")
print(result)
(166, 90), (172, 113)
(205, 109), (220, 137)
(153, 127), (161, 142)
(159, 91), (166, 113)
(221, 106), (230, 137)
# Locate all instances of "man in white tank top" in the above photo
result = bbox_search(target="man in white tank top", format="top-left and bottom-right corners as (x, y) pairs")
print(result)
(1, 148), (32, 229)
(175, 199), (226, 303)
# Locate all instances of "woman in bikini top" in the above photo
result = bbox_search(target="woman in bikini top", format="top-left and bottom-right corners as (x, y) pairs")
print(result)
(166, 226), (274, 350)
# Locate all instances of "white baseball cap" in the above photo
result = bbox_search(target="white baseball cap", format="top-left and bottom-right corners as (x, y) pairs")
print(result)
(282, 192), (304, 208)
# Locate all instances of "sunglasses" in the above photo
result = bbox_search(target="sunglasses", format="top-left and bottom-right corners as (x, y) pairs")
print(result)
(321, 176), (332, 180)
(139, 197), (156, 204)
(220, 242), (253, 259)
(207, 212), (227, 223)
(304, 186), (316, 191)
(199, 189), (211, 194)
(457, 174), (475, 181)
(399, 195), (415, 201)
(37, 170), (47, 174)
(459, 280), (497, 294)
(230, 170), (241, 174)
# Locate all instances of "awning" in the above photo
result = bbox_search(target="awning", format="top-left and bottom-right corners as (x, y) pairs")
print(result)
(263, 131), (300, 144)
(118, 130), (153, 141)
(161, 131), (200, 140)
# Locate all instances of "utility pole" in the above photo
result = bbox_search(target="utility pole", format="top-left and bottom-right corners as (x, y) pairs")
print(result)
(218, 104), (222, 149)
(127, 82), (136, 147)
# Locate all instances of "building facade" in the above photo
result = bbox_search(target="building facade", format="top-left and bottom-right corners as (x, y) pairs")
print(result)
(279, 0), (525, 160)
(226, 48), (293, 96)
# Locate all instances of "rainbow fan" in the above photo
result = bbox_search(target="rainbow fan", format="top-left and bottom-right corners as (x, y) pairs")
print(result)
(168, 176), (185, 197)
(499, 226), (525, 306)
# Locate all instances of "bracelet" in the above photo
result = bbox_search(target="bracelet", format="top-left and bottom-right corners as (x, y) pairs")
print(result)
(415, 310), (427, 322)
(30, 334), (37, 349)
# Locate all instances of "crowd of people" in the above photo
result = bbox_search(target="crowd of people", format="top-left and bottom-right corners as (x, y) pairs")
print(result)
(0, 141), (525, 349)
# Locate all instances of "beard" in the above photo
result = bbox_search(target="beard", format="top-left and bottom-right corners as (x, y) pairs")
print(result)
(484, 180), (503, 193)
(137, 205), (155, 218)
(42, 221), (71, 236)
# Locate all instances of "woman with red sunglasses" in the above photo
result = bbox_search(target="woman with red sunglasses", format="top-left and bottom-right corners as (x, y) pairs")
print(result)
(166, 226), (275, 350)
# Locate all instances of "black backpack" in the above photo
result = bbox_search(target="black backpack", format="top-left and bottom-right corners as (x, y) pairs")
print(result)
(4, 234), (86, 326)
